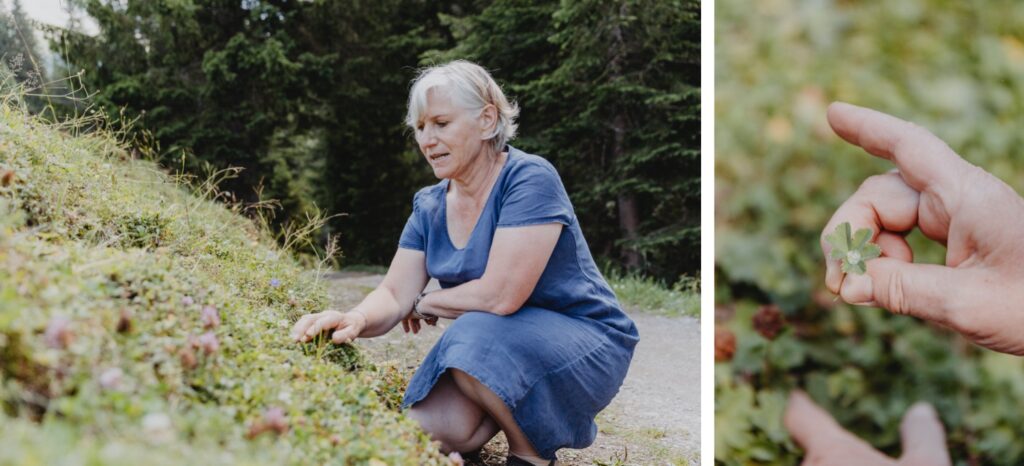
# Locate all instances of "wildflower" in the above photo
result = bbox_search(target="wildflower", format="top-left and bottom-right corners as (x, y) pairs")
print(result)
(181, 296), (195, 306)
(269, 278), (281, 287)
(263, 407), (288, 434)
(198, 332), (219, 355)
(201, 305), (220, 329)
(715, 326), (737, 362)
(752, 304), (785, 340)
(179, 346), (197, 370)
(247, 406), (289, 438)
(44, 316), (73, 349)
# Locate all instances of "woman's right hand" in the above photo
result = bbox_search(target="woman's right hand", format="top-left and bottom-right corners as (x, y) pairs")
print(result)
(290, 310), (367, 344)
(822, 102), (1024, 355)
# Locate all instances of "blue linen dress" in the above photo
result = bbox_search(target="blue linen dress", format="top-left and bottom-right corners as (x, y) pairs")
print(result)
(397, 146), (639, 458)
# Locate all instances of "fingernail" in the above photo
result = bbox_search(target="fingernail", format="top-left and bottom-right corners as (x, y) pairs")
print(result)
(843, 274), (873, 304)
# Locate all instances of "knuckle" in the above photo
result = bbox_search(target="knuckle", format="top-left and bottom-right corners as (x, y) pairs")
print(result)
(859, 173), (890, 192)
(884, 269), (909, 315)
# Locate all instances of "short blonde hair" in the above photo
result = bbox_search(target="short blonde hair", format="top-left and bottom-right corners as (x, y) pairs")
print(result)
(406, 60), (519, 152)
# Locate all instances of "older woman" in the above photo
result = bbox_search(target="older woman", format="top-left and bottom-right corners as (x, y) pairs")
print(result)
(290, 60), (638, 466)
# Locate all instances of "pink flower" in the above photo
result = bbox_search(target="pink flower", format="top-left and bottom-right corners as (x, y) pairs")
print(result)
(201, 305), (220, 329)
(263, 407), (288, 434)
(198, 332), (219, 355)
(44, 316), (73, 349)
(181, 296), (195, 306)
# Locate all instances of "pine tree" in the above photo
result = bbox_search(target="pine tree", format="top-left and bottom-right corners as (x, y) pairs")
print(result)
(0, 0), (48, 112)
(435, 0), (700, 280)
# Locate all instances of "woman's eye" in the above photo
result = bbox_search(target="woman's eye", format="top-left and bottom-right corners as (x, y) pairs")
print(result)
(437, 121), (448, 127)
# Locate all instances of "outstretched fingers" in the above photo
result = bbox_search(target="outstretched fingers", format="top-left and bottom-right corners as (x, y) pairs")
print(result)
(784, 391), (896, 465)
(291, 313), (320, 341)
(826, 102), (971, 194)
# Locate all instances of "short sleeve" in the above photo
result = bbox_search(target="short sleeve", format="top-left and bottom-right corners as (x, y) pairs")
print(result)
(398, 190), (427, 251)
(496, 158), (574, 227)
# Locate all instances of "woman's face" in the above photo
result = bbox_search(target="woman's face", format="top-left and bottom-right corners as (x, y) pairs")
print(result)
(414, 87), (490, 180)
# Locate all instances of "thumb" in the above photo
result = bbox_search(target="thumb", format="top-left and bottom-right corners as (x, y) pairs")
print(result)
(839, 257), (961, 326)
(898, 403), (950, 466)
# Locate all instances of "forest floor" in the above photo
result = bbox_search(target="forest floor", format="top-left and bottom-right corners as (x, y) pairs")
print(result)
(325, 272), (700, 466)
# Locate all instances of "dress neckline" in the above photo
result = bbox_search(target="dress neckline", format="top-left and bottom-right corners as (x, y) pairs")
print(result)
(441, 149), (514, 251)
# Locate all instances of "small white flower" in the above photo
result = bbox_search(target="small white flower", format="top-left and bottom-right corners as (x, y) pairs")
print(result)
(846, 250), (862, 265)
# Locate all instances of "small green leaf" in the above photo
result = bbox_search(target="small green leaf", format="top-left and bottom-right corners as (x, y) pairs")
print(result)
(825, 222), (851, 254)
(851, 227), (871, 250)
(826, 222), (881, 275)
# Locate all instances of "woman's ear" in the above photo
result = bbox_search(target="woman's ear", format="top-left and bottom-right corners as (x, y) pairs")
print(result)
(478, 104), (498, 139)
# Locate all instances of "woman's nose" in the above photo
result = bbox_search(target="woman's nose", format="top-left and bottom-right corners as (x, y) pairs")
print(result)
(418, 126), (437, 147)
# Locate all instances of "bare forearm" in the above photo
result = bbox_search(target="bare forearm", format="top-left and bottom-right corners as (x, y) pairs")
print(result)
(417, 278), (511, 318)
(353, 287), (409, 337)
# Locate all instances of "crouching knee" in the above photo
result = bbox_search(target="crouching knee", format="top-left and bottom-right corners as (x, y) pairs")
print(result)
(407, 406), (483, 453)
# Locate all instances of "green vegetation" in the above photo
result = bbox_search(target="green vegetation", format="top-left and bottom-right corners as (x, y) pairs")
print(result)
(717, 0), (1024, 464)
(437, 0), (701, 281)
(32, 0), (699, 283)
(824, 222), (881, 275)
(0, 91), (444, 464)
(606, 271), (699, 318)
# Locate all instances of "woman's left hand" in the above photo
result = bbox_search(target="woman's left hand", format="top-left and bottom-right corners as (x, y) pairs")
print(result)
(403, 291), (438, 334)
(401, 312), (437, 334)
(784, 390), (951, 466)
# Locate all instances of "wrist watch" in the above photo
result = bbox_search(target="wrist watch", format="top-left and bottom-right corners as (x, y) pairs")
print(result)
(412, 292), (438, 324)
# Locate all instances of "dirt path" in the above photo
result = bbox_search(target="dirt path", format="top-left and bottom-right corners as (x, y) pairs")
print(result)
(325, 272), (700, 466)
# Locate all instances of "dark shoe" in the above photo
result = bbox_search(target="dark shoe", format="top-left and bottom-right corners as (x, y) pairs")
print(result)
(460, 449), (483, 465)
(505, 455), (556, 466)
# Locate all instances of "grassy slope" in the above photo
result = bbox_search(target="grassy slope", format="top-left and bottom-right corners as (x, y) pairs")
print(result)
(0, 95), (445, 464)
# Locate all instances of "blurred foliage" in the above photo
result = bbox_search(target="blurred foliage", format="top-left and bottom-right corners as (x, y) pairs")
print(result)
(0, 88), (445, 463)
(716, 0), (1024, 464)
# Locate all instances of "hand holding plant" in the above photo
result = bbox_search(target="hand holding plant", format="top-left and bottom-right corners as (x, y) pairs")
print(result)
(290, 310), (366, 344)
(821, 102), (1024, 355)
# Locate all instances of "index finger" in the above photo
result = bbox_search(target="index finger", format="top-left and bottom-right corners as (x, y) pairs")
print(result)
(291, 313), (319, 340)
(784, 390), (852, 451)
(827, 102), (971, 193)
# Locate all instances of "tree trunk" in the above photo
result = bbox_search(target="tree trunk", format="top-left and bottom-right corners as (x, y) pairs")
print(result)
(612, 113), (641, 269)
(609, 4), (641, 269)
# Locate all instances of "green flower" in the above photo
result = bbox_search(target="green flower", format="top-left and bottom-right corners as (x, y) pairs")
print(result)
(825, 222), (881, 275)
